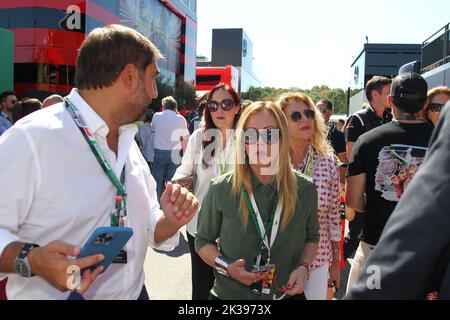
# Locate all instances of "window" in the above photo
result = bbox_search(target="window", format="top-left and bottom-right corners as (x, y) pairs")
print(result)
(59, 65), (68, 85)
(14, 63), (38, 83)
(49, 64), (57, 84)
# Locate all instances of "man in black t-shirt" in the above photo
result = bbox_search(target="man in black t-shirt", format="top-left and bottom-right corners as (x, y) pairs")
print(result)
(317, 99), (346, 163)
(343, 76), (392, 260)
(345, 100), (450, 300)
(345, 73), (434, 292)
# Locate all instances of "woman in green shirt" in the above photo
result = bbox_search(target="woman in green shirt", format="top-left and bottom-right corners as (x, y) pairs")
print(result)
(195, 101), (320, 300)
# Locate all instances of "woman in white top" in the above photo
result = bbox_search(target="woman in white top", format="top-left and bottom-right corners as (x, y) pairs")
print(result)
(171, 83), (241, 300)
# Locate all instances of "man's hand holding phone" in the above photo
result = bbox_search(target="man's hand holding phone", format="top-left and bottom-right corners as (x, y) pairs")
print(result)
(28, 240), (104, 292)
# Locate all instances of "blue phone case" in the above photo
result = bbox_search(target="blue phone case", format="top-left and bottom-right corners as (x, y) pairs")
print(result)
(78, 226), (133, 273)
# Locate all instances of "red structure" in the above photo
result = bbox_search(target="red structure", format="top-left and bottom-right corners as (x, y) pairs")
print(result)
(0, 279), (6, 300)
(196, 65), (240, 93)
(0, 0), (197, 100)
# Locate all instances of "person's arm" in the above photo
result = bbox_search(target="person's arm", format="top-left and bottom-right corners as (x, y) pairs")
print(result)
(0, 241), (104, 292)
(283, 182), (319, 296)
(345, 137), (367, 213)
(0, 128), (104, 292)
(345, 174), (367, 212)
(181, 135), (189, 154)
(66, 266), (104, 300)
(346, 142), (355, 161)
(345, 115), (363, 160)
(197, 244), (265, 287)
(327, 158), (343, 288)
(346, 105), (450, 299)
(195, 182), (265, 287)
(154, 182), (198, 244)
(171, 131), (199, 181)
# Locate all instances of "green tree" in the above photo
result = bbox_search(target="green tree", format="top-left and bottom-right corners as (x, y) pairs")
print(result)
(149, 77), (197, 112)
(242, 85), (349, 114)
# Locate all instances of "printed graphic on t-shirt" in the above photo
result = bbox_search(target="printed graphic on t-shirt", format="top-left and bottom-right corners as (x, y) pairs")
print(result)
(375, 144), (428, 202)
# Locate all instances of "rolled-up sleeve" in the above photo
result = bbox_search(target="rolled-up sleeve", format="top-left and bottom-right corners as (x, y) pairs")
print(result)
(305, 183), (320, 244)
(0, 229), (19, 280)
(146, 175), (180, 251)
(195, 182), (221, 253)
(147, 208), (180, 251)
(171, 129), (200, 181)
(328, 158), (342, 242)
(0, 127), (40, 279)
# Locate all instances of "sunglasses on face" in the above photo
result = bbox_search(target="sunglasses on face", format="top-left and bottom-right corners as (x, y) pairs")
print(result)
(206, 99), (235, 112)
(244, 128), (281, 145)
(428, 103), (444, 113)
(290, 109), (315, 122)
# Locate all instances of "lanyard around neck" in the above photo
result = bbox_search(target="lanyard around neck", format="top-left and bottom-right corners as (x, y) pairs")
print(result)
(214, 135), (234, 176)
(302, 145), (315, 177)
(242, 185), (282, 260)
(65, 97), (127, 226)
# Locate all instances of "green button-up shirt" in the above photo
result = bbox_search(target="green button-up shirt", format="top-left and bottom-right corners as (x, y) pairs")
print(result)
(195, 171), (319, 300)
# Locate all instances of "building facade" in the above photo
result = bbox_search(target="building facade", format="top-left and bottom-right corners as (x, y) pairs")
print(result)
(196, 28), (261, 94)
(0, 0), (197, 99)
(349, 43), (421, 114)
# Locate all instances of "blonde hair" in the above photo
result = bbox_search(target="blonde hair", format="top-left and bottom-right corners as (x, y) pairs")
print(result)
(277, 92), (334, 157)
(232, 101), (298, 230)
(428, 86), (450, 102)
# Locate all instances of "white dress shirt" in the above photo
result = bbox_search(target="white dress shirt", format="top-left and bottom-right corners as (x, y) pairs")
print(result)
(171, 129), (235, 236)
(0, 89), (179, 300)
(150, 110), (188, 151)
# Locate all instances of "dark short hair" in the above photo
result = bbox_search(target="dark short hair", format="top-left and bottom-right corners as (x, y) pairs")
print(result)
(365, 76), (392, 102)
(1, 91), (15, 102)
(75, 24), (163, 90)
(316, 99), (333, 111)
(21, 98), (42, 117)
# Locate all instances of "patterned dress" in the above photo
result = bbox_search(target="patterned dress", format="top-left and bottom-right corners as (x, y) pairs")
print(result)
(292, 146), (341, 270)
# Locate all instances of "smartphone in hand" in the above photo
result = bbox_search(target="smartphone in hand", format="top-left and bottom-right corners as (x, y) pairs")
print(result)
(78, 227), (133, 274)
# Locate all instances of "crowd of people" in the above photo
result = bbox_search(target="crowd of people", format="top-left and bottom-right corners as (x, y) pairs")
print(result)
(1, 24), (450, 300)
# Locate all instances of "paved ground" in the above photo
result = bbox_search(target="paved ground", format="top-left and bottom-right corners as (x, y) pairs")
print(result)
(144, 227), (192, 300)
(143, 226), (352, 300)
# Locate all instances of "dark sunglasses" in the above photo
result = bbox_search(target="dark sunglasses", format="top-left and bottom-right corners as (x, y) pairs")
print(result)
(244, 128), (281, 145)
(290, 109), (315, 122)
(428, 103), (444, 113)
(206, 99), (235, 112)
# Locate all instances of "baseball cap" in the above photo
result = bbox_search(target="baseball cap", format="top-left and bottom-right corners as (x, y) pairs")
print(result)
(390, 72), (428, 102)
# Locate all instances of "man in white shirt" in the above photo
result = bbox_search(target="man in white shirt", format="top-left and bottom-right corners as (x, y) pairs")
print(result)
(151, 96), (189, 199)
(0, 91), (17, 136)
(0, 24), (198, 300)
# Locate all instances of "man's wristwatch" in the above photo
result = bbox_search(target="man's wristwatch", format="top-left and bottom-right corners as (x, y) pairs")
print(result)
(14, 243), (40, 278)
(214, 255), (232, 277)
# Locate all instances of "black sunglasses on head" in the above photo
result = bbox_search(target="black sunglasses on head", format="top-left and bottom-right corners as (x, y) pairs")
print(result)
(428, 103), (444, 113)
(244, 128), (281, 145)
(290, 109), (315, 122)
(206, 99), (235, 112)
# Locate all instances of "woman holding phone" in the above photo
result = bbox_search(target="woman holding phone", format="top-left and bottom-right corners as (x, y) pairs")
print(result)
(195, 101), (319, 300)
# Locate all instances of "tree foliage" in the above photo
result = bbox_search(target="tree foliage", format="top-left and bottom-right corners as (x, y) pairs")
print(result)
(241, 85), (351, 114)
(149, 77), (197, 112)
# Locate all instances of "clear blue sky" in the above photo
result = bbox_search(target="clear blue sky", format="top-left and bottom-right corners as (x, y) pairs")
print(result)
(197, 0), (450, 89)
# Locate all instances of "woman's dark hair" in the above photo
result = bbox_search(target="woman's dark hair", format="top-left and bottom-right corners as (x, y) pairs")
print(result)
(201, 83), (241, 166)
